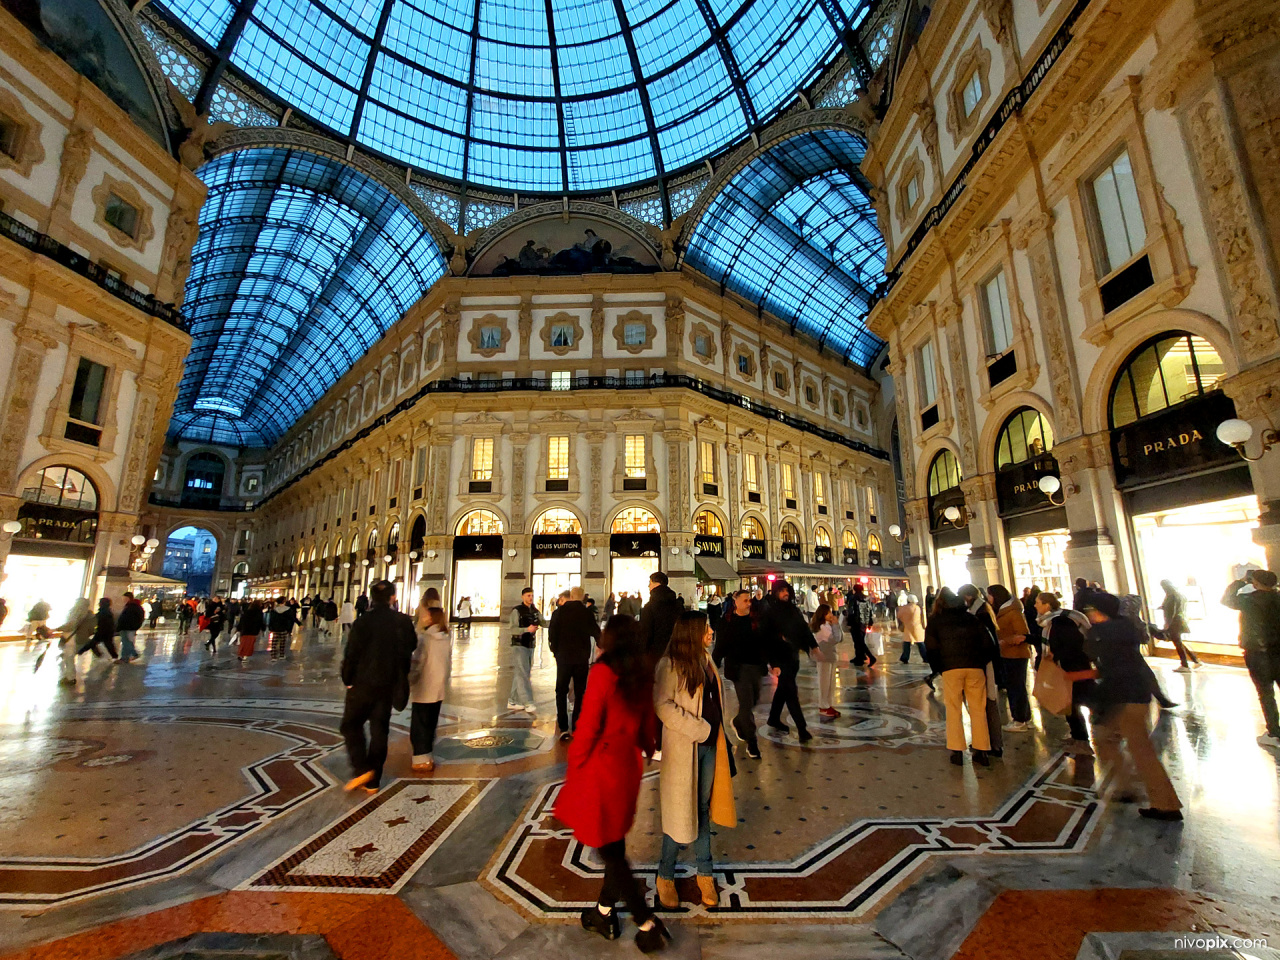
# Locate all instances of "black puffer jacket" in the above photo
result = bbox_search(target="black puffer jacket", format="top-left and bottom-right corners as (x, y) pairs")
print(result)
(712, 611), (773, 681)
(924, 607), (995, 673)
(762, 589), (816, 664)
(548, 600), (601, 666)
(639, 584), (684, 659)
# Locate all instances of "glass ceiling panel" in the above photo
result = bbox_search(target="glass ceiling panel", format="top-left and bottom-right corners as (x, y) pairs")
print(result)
(684, 129), (886, 369)
(170, 148), (445, 448)
(154, 0), (860, 194)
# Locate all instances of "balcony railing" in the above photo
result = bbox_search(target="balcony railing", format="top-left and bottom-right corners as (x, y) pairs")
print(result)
(258, 372), (891, 507)
(0, 209), (187, 330)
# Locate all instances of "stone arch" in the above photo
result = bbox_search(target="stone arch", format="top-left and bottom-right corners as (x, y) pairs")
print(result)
(737, 510), (769, 541)
(914, 436), (965, 501)
(1081, 309), (1238, 436)
(691, 503), (729, 536)
(15, 455), (117, 513)
(606, 502), (667, 532)
(450, 504), (510, 536)
(527, 503), (587, 535)
(977, 390), (1058, 476)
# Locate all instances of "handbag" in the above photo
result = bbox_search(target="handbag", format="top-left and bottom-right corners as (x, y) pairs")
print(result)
(1033, 658), (1073, 715)
(865, 629), (884, 656)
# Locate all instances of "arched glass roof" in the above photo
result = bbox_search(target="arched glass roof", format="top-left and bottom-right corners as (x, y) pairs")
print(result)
(169, 148), (446, 448)
(154, 0), (874, 194)
(683, 128), (885, 368)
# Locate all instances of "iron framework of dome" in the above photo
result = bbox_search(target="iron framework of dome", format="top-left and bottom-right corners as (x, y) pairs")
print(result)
(148, 0), (888, 202)
(168, 148), (447, 447)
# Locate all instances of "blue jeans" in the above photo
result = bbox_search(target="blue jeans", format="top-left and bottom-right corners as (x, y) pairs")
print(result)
(508, 643), (534, 704)
(658, 742), (716, 879)
(118, 630), (138, 660)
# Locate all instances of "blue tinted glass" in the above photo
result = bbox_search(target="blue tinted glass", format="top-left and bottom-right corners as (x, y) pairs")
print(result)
(170, 149), (446, 448)
(685, 129), (885, 368)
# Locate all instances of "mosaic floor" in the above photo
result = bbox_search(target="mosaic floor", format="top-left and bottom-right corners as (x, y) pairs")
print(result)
(0, 623), (1277, 960)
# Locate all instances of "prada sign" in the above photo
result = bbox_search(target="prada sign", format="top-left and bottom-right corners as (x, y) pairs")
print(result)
(1111, 391), (1239, 487)
(531, 535), (581, 559)
(996, 455), (1060, 517)
(610, 532), (661, 558)
(453, 535), (504, 560)
(16, 502), (98, 544)
(741, 538), (766, 559)
(694, 535), (725, 558)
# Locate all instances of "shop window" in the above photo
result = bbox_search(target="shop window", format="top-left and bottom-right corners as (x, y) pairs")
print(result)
(744, 453), (760, 502)
(457, 509), (503, 535)
(547, 434), (569, 490)
(103, 192), (140, 239)
(470, 437), (493, 492)
(612, 507), (660, 533)
(64, 357), (107, 446)
(815, 472), (827, 514)
(700, 440), (717, 495)
(782, 463), (796, 508)
(1088, 149), (1147, 276)
(624, 435), (646, 489)
(868, 534), (882, 552)
(1108, 333), (1224, 429)
(550, 370), (571, 391)
(843, 529), (857, 550)
(695, 511), (723, 536)
(20, 465), (99, 511)
(996, 407), (1055, 470)
(815, 527), (831, 547)
(534, 508), (580, 534)
(928, 449), (962, 496)
(742, 516), (765, 540)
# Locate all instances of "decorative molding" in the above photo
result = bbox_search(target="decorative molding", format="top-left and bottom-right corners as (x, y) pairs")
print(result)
(944, 39), (994, 144)
(611, 309), (657, 354)
(538, 310), (585, 357)
(688, 319), (718, 365)
(466, 313), (512, 358)
(0, 88), (45, 177)
(90, 174), (156, 252)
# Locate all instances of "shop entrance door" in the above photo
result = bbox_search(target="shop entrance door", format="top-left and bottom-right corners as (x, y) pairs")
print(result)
(533, 559), (581, 620)
(1008, 530), (1072, 599)
(4, 554), (88, 627)
(934, 544), (972, 592)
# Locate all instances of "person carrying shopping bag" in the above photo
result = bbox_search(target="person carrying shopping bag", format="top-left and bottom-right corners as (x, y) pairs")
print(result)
(237, 600), (265, 661)
(409, 602), (453, 771)
(653, 611), (736, 911)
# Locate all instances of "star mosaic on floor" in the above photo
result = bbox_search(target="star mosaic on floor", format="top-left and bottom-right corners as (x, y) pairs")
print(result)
(487, 752), (1100, 920)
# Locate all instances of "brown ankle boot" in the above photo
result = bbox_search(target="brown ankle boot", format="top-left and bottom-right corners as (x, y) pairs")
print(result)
(697, 874), (718, 907)
(655, 876), (679, 909)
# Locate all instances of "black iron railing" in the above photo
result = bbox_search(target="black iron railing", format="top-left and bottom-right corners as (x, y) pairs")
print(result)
(147, 495), (256, 511)
(877, 0), (1091, 297)
(256, 372), (891, 508)
(0, 209), (187, 330)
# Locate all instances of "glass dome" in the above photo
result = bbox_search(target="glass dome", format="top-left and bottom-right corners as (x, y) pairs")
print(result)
(155, 0), (869, 194)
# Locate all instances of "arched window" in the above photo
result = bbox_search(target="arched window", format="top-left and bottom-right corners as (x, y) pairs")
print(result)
(741, 516), (765, 540)
(780, 521), (801, 543)
(1109, 333), (1225, 429)
(996, 408), (1055, 470)
(927, 449), (962, 495)
(20, 466), (99, 511)
(612, 507), (660, 533)
(695, 511), (723, 536)
(843, 529), (857, 550)
(181, 452), (226, 508)
(533, 509), (581, 534)
(868, 534), (882, 552)
(386, 522), (400, 552)
(814, 527), (831, 547)
(366, 529), (379, 553)
(457, 510), (504, 535)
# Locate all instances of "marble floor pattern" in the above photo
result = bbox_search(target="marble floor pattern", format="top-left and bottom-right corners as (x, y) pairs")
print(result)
(0, 622), (1277, 960)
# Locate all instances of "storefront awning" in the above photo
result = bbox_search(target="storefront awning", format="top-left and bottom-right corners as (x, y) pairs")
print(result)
(737, 559), (909, 581)
(127, 571), (187, 588)
(695, 556), (739, 581)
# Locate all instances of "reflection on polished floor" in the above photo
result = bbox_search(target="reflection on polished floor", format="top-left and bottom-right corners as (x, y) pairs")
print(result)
(0, 623), (1277, 960)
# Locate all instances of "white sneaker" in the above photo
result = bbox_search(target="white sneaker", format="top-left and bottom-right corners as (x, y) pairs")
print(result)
(524, 703), (537, 713)
(1190, 661), (1203, 670)
(1002, 722), (1030, 732)
(506, 701), (522, 711)
(1059, 733), (1076, 743)
(1172, 665), (1192, 673)
(1257, 734), (1280, 749)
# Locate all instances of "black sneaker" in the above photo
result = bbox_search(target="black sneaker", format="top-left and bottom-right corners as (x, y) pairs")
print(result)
(950, 750), (964, 765)
(797, 728), (813, 743)
(767, 721), (790, 734)
(745, 742), (761, 759)
(972, 750), (990, 767)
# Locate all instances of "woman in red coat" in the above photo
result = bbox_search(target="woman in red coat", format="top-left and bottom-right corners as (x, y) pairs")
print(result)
(555, 615), (669, 952)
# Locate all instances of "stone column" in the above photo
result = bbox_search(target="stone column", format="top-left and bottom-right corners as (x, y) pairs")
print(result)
(664, 426), (696, 599)
(903, 498), (933, 596)
(509, 432), (530, 534)
(1221, 357), (1280, 571)
(502, 533), (529, 616)
(586, 431), (607, 532)
(959, 474), (1003, 588)
(1053, 433), (1127, 591)
(725, 441), (741, 560)
(584, 532), (609, 597)
(92, 511), (141, 605)
(765, 451), (780, 547)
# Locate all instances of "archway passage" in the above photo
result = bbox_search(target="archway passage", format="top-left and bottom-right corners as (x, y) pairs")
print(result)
(163, 526), (219, 597)
(8, 466), (100, 626)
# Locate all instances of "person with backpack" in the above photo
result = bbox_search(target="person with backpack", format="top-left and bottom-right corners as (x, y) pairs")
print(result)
(1223, 570), (1280, 749)
(1035, 591), (1096, 755)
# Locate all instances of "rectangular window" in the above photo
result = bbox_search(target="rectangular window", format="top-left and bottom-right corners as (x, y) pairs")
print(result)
(737, 353), (751, 375)
(624, 368), (645, 384)
(700, 441), (716, 485)
(694, 333), (711, 357)
(905, 174), (920, 208)
(773, 370), (786, 391)
(550, 370), (571, 391)
(744, 453), (759, 492)
(981, 269), (1015, 355)
(865, 485), (878, 523)
(413, 446), (427, 491)
(103, 193), (139, 238)
(962, 70), (983, 116)
(804, 384), (816, 404)
(1089, 149), (1146, 274)
(479, 325), (502, 349)
(471, 437), (494, 481)
(0, 114), (21, 159)
(624, 322), (647, 346)
(337, 488), (346, 523)
(550, 323), (574, 347)
(68, 357), (107, 424)
(548, 435), (569, 480)
(815, 472), (826, 506)
(917, 341), (937, 407)
(624, 435), (646, 479)
(389, 459), (402, 508)
(352, 481), (361, 521)
(370, 469), (381, 515)
(782, 463), (796, 500)
(426, 339), (440, 365)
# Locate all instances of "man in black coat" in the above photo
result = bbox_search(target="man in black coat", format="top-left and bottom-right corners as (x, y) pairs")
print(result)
(340, 580), (416, 793)
(762, 580), (815, 742)
(547, 585), (601, 740)
(639, 571), (684, 663)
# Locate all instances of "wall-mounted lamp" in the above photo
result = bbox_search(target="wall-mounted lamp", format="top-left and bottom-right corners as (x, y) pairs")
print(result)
(131, 534), (147, 547)
(1, 519), (23, 541)
(361, 559), (370, 567)
(383, 553), (393, 563)
(670, 546), (680, 555)
(886, 524), (908, 543)
(426, 550), (437, 560)
(507, 548), (517, 558)
(342, 561), (351, 569)
(941, 505), (969, 529)
(1037, 474), (1065, 506)
(409, 551), (419, 560)
(326, 564), (335, 572)
(692, 546), (702, 555)
(588, 547), (598, 557)
(1217, 418), (1277, 462)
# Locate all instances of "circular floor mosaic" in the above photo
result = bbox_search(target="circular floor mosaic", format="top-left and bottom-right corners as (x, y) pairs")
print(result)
(757, 702), (946, 749)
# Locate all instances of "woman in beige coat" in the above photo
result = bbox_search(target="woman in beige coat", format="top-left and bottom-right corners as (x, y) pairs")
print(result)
(654, 611), (736, 910)
(896, 595), (926, 664)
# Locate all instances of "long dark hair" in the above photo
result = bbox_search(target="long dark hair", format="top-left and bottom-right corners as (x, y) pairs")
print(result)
(809, 603), (831, 633)
(667, 610), (710, 696)
(987, 583), (1013, 610)
(933, 586), (958, 617)
(597, 615), (648, 702)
